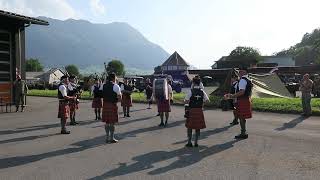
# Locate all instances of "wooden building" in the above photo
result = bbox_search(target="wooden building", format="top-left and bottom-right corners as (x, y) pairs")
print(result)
(0, 10), (49, 103)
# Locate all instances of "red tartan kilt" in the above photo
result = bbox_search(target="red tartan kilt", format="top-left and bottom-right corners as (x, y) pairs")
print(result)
(58, 101), (70, 119)
(185, 108), (206, 129)
(102, 102), (119, 123)
(92, 98), (103, 108)
(236, 97), (252, 119)
(69, 100), (79, 112)
(121, 94), (132, 107)
(157, 100), (171, 112)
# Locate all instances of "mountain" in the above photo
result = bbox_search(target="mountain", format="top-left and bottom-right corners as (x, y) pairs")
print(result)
(25, 17), (169, 70)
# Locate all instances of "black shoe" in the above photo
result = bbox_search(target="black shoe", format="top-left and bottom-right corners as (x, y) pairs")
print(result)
(156, 113), (160, 116)
(159, 122), (164, 127)
(147, 107), (151, 109)
(98, 116), (102, 120)
(110, 139), (118, 143)
(230, 121), (239, 125)
(75, 121), (79, 124)
(95, 117), (98, 120)
(235, 134), (248, 139)
(70, 122), (77, 126)
(105, 139), (109, 143)
(61, 130), (70, 134)
(194, 143), (199, 147)
(185, 143), (193, 148)
(164, 121), (168, 127)
(127, 114), (131, 117)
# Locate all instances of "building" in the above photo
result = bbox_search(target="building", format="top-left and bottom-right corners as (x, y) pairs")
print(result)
(212, 56), (295, 69)
(158, 51), (193, 86)
(0, 10), (48, 103)
(26, 68), (66, 89)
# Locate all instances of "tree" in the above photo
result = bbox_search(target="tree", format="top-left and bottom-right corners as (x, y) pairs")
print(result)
(65, 64), (80, 77)
(106, 60), (125, 76)
(226, 46), (262, 67)
(26, 58), (44, 72)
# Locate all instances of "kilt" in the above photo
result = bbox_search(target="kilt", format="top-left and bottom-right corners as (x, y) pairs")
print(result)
(236, 97), (252, 119)
(102, 102), (119, 124)
(69, 100), (79, 112)
(121, 94), (132, 107)
(157, 99), (171, 112)
(58, 101), (70, 119)
(92, 98), (103, 108)
(185, 108), (206, 129)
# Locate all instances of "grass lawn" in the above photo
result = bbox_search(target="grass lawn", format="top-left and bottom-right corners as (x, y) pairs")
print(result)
(28, 89), (320, 115)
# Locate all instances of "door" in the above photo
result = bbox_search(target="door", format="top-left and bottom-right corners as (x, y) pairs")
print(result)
(0, 30), (12, 103)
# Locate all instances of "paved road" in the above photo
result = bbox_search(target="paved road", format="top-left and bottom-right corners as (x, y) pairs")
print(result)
(0, 97), (320, 180)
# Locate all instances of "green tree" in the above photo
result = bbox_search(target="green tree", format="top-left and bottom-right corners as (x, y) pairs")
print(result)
(26, 58), (44, 72)
(227, 46), (262, 67)
(65, 64), (80, 77)
(106, 60), (125, 76)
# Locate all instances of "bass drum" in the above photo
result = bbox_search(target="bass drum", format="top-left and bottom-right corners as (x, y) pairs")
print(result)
(153, 78), (168, 100)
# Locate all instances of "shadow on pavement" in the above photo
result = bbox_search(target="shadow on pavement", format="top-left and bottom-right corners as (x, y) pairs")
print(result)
(172, 125), (234, 145)
(89, 139), (243, 179)
(0, 120), (97, 136)
(0, 119), (185, 169)
(275, 116), (309, 131)
(0, 133), (60, 145)
(117, 116), (155, 126)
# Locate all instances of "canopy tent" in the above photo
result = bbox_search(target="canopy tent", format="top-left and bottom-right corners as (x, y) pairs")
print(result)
(211, 69), (293, 98)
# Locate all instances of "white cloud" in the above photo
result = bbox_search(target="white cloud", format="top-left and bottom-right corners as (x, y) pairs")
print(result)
(90, 0), (106, 16)
(0, 0), (78, 20)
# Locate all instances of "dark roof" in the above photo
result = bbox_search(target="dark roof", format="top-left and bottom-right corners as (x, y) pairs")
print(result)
(0, 10), (49, 25)
(162, 51), (189, 66)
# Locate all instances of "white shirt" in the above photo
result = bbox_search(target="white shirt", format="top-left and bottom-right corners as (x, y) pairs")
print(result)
(238, 75), (249, 90)
(185, 87), (210, 101)
(59, 84), (68, 97)
(191, 82), (204, 89)
(91, 84), (100, 94)
(168, 84), (173, 99)
(99, 83), (122, 95)
(68, 83), (76, 91)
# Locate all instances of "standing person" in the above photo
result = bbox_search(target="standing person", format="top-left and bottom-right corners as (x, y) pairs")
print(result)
(300, 74), (313, 116)
(58, 76), (76, 134)
(225, 67), (253, 139)
(68, 75), (79, 125)
(121, 78), (133, 117)
(154, 78), (173, 127)
(91, 78), (103, 120)
(229, 74), (239, 125)
(101, 73), (122, 143)
(14, 75), (28, 112)
(184, 78), (210, 147)
(145, 78), (153, 109)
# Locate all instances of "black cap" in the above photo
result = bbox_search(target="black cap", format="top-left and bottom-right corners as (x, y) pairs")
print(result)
(108, 73), (116, 81)
(60, 75), (68, 81)
(238, 66), (248, 72)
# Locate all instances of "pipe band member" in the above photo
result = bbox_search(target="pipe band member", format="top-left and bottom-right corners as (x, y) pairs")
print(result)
(229, 74), (239, 125)
(184, 78), (209, 147)
(58, 76), (76, 134)
(91, 78), (103, 120)
(68, 75), (79, 125)
(120, 78), (133, 117)
(145, 78), (153, 109)
(225, 67), (253, 139)
(101, 73), (122, 143)
(154, 78), (173, 127)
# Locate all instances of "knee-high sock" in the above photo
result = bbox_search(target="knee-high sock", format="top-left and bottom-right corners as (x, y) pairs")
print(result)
(110, 124), (116, 140)
(187, 129), (192, 144)
(127, 107), (130, 116)
(104, 124), (110, 139)
(165, 112), (169, 123)
(195, 129), (200, 144)
(60, 118), (67, 130)
(240, 118), (246, 134)
(98, 109), (101, 118)
(94, 109), (98, 119)
(160, 113), (164, 123)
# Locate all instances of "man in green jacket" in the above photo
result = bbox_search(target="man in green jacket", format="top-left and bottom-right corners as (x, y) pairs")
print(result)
(14, 75), (28, 112)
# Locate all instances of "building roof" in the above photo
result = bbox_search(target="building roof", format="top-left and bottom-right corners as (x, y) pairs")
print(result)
(162, 51), (189, 66)
(0, 10), (49, 26)
(26, 72), (44, 79)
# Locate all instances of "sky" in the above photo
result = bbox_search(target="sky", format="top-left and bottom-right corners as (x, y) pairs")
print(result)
(0, 0), (320, 69)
